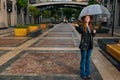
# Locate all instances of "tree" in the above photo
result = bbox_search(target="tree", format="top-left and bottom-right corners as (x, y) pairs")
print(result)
(42, 10), (51, 18)
(63, 8), (75, 19)
(16, 0), (28, 25)
(29, 5), (41, 24)
(17, 0), (28, 8)
(88, 0), (98, 5)
(73, 9), (81, 19)
(51, 9), (57, 17)
(29, 5), (40, 17)
(53, 14), (60, 22)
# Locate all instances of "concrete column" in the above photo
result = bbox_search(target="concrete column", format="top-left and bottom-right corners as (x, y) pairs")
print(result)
(118, 2), (120, 26)
(0, 0), (8, 28)
(10, 0), (17, 27)
(0, 0), (17, 28)
(114, 0), (118, 28)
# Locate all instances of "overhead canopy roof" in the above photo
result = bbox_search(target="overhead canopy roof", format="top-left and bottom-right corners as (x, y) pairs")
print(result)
(32, 1), (88, 8)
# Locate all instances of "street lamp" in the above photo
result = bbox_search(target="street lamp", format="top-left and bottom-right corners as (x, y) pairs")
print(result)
(29, 14), (32, 24)
(40, 15), (42, 23)
(7, 0), (12, 27)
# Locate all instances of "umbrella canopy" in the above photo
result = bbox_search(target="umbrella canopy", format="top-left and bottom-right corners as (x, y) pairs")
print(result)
(79, 4), (111, 20)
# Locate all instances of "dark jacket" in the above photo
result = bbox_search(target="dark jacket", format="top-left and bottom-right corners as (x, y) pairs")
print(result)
(75, 25), (96, 50)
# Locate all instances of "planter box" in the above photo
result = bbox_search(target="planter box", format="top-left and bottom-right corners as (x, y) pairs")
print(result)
(40, 24), (47, 29)
(98, 38), (120, 71)
(98, 38), (119, 51)
(28, 29), (42, 37)
(106, 44), (120, 62)
(14, 28), (28, 37)
(96, 28), (109, 33)
(48, 24), (54, 29)
(94, 26), (100, 29)
(118, 40), (120, 44)
(29, 26), (39, 32)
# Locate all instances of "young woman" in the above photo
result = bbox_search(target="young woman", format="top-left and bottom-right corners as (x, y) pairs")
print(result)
(73, 15), (96, 80)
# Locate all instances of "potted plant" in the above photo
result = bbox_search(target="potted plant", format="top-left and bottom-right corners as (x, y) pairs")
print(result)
(14, 25), (28, 37)
(28, 24), (39, 32)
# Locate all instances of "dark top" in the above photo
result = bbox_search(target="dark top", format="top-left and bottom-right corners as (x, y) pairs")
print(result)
(75, 25), (96, 50)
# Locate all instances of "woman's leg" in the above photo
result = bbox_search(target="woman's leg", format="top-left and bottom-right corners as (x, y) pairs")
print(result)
(80, 50), (87, 78)
(85, 49), (92, 76)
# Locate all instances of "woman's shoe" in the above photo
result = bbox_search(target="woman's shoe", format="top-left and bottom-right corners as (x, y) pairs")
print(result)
(87, 76), (92, 80)
(81, 77), (87, 80)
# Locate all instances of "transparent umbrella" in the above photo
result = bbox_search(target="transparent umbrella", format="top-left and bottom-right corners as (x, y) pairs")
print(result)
(78, 4), (111, 20)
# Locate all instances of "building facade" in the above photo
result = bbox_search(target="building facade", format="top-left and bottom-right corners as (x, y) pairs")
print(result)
(0, 0), (17, 28)
(72, 0), (88, 2)
(102, 0), (120, 28)
(114, 0), (120, 27)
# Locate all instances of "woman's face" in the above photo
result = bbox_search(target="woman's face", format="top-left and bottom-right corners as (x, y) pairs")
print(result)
(84, 16), (91, 23)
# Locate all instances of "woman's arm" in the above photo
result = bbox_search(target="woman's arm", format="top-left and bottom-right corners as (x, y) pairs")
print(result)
(75, 26), (83, 34)
(72, 24), (83, 34)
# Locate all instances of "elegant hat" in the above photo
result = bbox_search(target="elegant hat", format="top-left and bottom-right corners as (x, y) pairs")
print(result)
(81, 15), (93, 21)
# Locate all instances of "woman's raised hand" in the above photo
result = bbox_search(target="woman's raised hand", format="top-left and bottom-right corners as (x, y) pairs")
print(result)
(72, 23), (79, 27)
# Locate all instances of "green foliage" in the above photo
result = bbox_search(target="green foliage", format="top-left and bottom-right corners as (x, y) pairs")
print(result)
(51, 9), (57, 17)
(16, 25), (28, 28)
(42, 10), (51, 18)
(93, 22), (98, 26)
(62, 8), (76, 19)
(50, 8), (80, 20)
(29, 24), (38, 26)
(88, 0), (98, 5)
(53, 14), (60, 20)
(17, 0), (28, 8)
(71, 9), (81, 19)
(29, 5), (41, 16)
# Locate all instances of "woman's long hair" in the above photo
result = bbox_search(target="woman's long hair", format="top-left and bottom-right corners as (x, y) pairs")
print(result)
(81, 15), (93, 32)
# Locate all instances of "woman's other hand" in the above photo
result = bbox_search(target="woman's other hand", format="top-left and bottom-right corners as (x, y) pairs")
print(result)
(93, 30), (96, 33)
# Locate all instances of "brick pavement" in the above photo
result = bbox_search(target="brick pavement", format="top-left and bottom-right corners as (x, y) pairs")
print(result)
(0, 28), (14, 35)
(0, 23), (103, 80)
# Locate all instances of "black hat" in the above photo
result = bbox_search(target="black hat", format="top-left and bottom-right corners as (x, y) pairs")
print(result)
(81, 15), (93, 21)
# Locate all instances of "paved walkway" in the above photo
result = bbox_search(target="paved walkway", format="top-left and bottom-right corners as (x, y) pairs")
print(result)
(0, 23), (119, 80)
